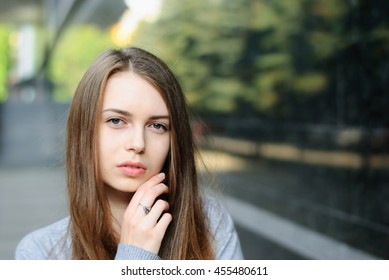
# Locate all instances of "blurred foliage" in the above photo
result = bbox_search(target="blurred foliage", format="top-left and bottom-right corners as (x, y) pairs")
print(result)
(130, 0), (388, 126)
(0, 25), (11, 102)
(44, 0), (388, 126)
(49, 25), (113, 102)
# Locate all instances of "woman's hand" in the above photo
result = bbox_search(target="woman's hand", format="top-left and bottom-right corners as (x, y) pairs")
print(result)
(120, 173), (172, 254)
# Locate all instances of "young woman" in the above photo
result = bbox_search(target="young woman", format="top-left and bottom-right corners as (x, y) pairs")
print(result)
(15, 47), (243, 260)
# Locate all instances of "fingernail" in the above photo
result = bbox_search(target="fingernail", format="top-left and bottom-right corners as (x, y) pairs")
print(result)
(158, 172), (165, 178)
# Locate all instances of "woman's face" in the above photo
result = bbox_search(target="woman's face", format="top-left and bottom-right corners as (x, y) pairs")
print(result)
(99, 71), (170, 194)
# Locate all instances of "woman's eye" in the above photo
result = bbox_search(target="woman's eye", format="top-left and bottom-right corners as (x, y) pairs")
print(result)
(151, 123), (168, 132)
(107, 118), (124, 126)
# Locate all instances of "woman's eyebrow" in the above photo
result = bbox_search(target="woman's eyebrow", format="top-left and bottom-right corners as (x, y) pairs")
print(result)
(149, 115), (170, 120)
(102, 108), (131, 116)
(102, 108), (169, 120)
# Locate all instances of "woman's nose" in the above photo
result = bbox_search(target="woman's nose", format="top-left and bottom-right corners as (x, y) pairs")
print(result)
(125, 126), (145, 153)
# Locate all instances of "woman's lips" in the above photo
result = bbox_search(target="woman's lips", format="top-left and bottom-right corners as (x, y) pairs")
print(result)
(117, 162), (146, 177)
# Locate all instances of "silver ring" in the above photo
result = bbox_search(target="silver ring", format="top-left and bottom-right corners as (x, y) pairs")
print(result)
(139, 203), (151, 215)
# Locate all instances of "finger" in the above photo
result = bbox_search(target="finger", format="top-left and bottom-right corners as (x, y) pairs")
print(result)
(127, 173), (166, 214)
(144, 199), (170, 223)
(154, 213), (172, 236)
(122, 200), (170, 246)
(131, 172), (166, 201)
(141, 183), (169, 208)
(134, 185), (168, 220)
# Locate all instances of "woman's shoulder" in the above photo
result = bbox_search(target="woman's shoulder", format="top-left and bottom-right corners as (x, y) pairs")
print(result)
(15, 217), (71, 260)
(202, 192), (227, 218)
(201, 192), (244, 259)
(202, 191), (235, 232)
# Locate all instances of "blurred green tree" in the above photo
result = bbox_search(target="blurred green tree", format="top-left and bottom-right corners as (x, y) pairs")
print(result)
(131, 0), (321, 116)
(131, 0), (388, 126)
(132, 0), (252, 114)
(0, 25), (11, 102)
(49, 25), (113, 102)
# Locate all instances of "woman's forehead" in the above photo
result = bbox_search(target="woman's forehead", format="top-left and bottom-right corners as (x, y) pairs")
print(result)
(102, 71), (169, 117)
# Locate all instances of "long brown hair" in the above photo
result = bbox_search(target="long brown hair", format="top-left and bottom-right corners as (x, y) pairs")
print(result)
(66, 47), (214, 259)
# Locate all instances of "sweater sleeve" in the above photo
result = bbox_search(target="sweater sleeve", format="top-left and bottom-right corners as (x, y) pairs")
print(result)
(115, 244), (161, 260)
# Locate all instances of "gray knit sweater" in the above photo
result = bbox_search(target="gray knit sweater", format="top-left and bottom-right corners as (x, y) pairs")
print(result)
(15, 195), (243, 260)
